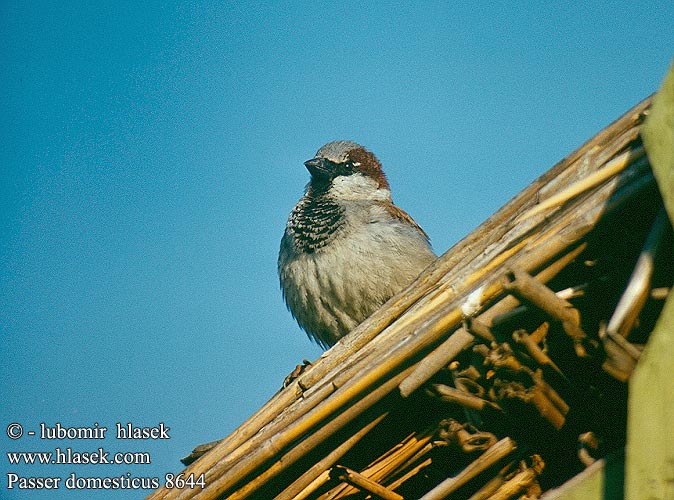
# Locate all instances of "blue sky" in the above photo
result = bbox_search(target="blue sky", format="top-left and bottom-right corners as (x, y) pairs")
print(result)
(1, 2), (672, 498)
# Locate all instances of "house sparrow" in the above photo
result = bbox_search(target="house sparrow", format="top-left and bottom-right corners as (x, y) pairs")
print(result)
(278, 141), (436, 348)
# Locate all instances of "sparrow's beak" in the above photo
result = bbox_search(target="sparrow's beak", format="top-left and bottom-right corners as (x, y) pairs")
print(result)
(304, 157), (330, 179)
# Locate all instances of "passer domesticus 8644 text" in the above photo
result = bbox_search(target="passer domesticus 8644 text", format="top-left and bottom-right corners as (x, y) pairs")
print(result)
(278, 141), (435, 348)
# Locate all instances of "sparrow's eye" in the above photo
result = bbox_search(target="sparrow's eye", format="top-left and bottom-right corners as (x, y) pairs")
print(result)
(333, 160), (355, 177)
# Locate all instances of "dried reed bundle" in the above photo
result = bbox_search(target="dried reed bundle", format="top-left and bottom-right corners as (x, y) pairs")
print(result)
(147, 93), (673, 500)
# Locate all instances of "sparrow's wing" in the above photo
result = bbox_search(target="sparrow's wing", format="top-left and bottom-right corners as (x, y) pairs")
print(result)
(374, 201), (431, 243)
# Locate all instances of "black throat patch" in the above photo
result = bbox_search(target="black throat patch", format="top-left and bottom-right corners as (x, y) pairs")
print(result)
(287, 192), (344, 253)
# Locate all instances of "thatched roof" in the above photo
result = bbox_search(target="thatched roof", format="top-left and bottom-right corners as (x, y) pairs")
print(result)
(147, 67), (674, 500)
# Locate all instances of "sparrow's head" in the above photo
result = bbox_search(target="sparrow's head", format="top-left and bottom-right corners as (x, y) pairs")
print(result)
(304, 141), (390, 199)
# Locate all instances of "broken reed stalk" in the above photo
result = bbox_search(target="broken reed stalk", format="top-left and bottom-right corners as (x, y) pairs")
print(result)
(418, 437), (517, 500)
(513, 330), (564, 377)
(304, 431), (434, 500)
(503, 267), (587, 356)
(466, 461), (516, 500)
(528, 384), (567, 430)
(430, 384), (503, 412)
(533, 371), (569, 417)
(503, 269), (581, 327)
(324, 430), (435, 499)
(464, 318), (496, 342)
(274, 413), (388, 500)
(600, 326), (643, 382)
(443, 419), (498, 452)
(398, 328), (475, 397)
(479, 243), (587, 327)
(146, 97), (653, 500)
(488, 455), (545, 500)
(330, 466), (404, 500)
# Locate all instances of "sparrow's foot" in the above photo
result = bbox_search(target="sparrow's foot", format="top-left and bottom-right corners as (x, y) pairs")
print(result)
(283, 359), (312, 388)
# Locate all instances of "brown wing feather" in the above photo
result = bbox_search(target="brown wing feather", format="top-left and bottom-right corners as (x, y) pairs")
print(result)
(376, 201), (430, 243)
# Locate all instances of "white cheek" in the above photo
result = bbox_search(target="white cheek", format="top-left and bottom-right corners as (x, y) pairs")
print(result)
(330, 173), (390, 201)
